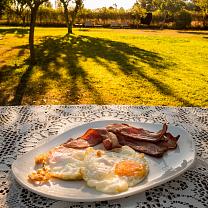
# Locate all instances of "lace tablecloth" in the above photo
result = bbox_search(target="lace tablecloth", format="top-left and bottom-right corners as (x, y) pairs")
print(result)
(0, 105), (207, 208)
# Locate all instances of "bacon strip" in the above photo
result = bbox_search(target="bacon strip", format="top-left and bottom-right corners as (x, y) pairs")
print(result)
(63, 129), (119, 149)
(63, 138), (92, 149)
(106, 123), (168, 142)
(105, 123), (179, 157)
(125, 140), (168, 157)
(63, 123), (179, 157)
(157, 133), (180, 149)
(102, 132), (122, 150)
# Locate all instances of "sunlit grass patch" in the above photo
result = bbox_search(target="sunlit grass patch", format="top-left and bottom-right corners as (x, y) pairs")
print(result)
(0, 27), (207, 106)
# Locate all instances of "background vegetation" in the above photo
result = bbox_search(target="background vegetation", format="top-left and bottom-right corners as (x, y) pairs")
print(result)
(1, 0), (208, 29)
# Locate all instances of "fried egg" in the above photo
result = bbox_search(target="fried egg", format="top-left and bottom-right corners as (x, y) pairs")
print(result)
(81, 146), (149, 193)
(29, 146), (85, 182)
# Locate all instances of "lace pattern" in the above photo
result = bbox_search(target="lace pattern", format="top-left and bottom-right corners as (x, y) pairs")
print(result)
(0, 105), (207, 208)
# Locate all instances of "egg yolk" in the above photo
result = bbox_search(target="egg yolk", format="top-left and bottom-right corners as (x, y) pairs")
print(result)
(115, 160), (146, 177)
(35, 153), (48, 164)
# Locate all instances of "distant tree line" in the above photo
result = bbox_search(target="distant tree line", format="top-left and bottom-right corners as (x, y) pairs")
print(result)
(0, 0), (207, 65)
(1, 0), (208, 29)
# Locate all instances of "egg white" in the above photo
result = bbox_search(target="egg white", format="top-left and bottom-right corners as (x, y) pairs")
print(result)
(81, 146), (149, 193)
(42, 146), (85, 180)
(31, 145), (149, 193)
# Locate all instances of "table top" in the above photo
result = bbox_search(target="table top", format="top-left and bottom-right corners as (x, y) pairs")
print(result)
(0, 105), (207, 208)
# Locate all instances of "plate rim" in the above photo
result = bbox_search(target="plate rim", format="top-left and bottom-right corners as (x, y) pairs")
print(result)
(12, 120), (196, 202)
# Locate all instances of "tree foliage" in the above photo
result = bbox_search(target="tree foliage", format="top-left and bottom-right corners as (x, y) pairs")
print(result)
(9, 0), (28, 25)
(131, 1), (146, 25)
(152, 0), (186, 27)
(193, 0), (208, 26)
(153, 0), (186, 15)
(139, 0), (156, 12)
(0, 0), (11, 17)
(193, 0), (208, 15)
(175, 9), (192, 28)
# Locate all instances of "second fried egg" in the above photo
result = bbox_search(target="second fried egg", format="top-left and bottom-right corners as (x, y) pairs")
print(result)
(81, 146), (149, 193)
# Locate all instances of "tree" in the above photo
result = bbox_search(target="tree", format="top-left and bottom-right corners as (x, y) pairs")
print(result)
(0, 0), (11, 19)
(59, 0), (70, 33)
(193, 0), (208, 26)
(43, 1), (52, 8)
(153, 0), (185, 28)
(59, 0), (83, 34)
(4, 0), (47, 63)
(194, 0), (208, 14)
(175, 9), (192, 28)
(55, 0), (63, 8)
(69, 0), (83, 33)
(131, 1), (146, 27)
(184, 1), (197, 11)
(10, 0), (28, 26)
(24, 0), (49, 64)
(139, 0), (156, 12)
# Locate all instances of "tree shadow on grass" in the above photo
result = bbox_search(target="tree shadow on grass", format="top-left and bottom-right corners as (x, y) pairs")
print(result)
(1, 34), (193, 106)
(0, 63), (25, 105)
(33, 35), (191, 106)
(0, 59), (35, 106)
(34, 35), (106, 104)
(0, 27), (29, 38)
(12, 64), (34, 105)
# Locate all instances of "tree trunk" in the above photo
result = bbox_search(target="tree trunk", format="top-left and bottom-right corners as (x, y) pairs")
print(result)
(29, 7), (38, 64)
(22, 16), (26, 27)
(69, 1), (81, 34)
(68, 22), (73, 34)
(160, 11), (167, 29)
(203, 14), (208, 28)
(63, 4), (70, 34)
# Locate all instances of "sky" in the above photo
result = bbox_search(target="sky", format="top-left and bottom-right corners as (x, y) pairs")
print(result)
(51, 0), (136, 9)
(83, 0), (136, 9)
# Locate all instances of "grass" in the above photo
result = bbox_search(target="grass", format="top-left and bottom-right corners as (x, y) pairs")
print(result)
(0, 27), (208, 107)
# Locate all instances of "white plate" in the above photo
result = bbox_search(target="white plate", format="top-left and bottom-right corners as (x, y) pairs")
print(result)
(12, 120), (195, 202)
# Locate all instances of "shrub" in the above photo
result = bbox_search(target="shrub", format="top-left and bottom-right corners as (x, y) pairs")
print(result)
(175, 10), (192, 29)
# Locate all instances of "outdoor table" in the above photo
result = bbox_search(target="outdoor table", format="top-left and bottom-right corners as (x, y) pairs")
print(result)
(0, 105), (207, 208)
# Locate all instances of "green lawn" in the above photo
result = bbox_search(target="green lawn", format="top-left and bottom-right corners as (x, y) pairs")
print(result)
(0, 27), (208, 107)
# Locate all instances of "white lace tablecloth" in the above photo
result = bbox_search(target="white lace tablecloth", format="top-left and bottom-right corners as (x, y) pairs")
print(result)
(0, 105), (207, 208)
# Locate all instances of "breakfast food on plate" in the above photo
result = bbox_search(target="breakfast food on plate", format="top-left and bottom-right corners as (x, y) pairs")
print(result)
(28, 123), (179, 194)
(81, 146), (148, 193)
(28, 146), (85, 183)
(63, 128), (121, 149)
(64, 123), (180, 157)
(106, 123), (168, 142)
(29, 145), (148, 194)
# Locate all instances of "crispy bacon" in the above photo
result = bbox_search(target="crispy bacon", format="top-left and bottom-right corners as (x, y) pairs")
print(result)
(110, 125), (179, 157)
(157, 133), (180, 149)
(102, 132), (122, 150)
(105, 123), (179, 157)
(63, 123), (179, 157)
(63, 129), (116, 149)
(63, 138), (93, 149)
(125, 140), (168, 157)
(111, 133), (167, 157)
(106, 123), (168, 142)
